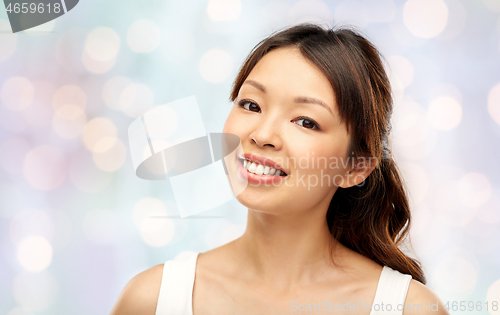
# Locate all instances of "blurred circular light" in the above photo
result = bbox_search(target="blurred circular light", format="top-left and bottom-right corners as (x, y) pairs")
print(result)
(83, 209), (117, 244)
(487, 278), (500, 315)
(69, 150), (114, 193)
(0, 19), (17, 63)
(488, 83), (500, 125)
(199, 49), (233, 83)
(392, 98), (437, 159)
(387, 55), (414, 88)
(133, 198), (175, 247)
(82, 50), (116, 74)
(403, 0), (449, 38)
(92, 137), (127, 172)
(82, 117), (118, 152)
(1, 77), (34, 111)
(52, 104), (87, 139)
(127, 19), (161, 53)
(139, 217), (175, 247)
(53, 85), (87, 111)
(23, 145), (67, 191)
(427, 96), (462, 130)
(13, 271), (58, 311)
(17, 235), (53, 272)
(84, 27), (120, 62)
(207, 0), (241, 21)
(119, 83), (154, 117)
(102, 76), (133, 111)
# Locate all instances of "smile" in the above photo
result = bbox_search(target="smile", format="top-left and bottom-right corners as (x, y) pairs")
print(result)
(237, 158), (288, 185)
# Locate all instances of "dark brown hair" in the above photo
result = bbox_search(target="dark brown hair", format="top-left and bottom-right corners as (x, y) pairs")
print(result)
(229, 23), (425, 284)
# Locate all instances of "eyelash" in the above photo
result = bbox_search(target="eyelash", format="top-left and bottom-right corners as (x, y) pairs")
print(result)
(237, 99), (321, 131)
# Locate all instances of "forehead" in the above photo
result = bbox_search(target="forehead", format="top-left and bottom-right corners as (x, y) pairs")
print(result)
(243, 47), (337, 111)
(247, 47), (334, 96)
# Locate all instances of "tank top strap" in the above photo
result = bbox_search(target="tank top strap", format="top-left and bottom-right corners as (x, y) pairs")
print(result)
(155, 252), (200, 315)
(369, 266), (412, 315)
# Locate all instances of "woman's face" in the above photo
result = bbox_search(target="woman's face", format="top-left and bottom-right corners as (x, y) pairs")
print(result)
(223, 46), (352, 215)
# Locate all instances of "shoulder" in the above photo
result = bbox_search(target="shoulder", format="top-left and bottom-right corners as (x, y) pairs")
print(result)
(403, 279), (450, 315)
(109, 263), (165, 315)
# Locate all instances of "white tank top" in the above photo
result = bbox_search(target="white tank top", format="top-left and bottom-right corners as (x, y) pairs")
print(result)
(155, 252), (413, 315)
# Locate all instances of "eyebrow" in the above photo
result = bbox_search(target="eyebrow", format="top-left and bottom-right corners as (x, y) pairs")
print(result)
(243, 79), (334, 117)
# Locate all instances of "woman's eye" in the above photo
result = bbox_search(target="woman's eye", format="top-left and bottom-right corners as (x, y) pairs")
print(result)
(294, 117), (320, 130)
(238, 100), (261, 112)
(238, 100), (320, 130)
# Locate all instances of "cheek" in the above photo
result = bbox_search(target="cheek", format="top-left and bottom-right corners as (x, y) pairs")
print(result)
(296, 142), (350, 176)
(223, 109), (252, 140)
(223, 110), (238, 134)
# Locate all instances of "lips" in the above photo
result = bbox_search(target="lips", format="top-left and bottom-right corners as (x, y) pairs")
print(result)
(236, 159), (287, 185)
(238, 153), (288, 175)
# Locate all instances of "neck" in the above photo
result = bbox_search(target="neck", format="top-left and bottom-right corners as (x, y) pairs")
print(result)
(231, 204), (348, 292)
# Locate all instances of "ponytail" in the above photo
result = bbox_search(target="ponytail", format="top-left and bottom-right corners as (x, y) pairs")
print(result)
(327, 156), (426, 284)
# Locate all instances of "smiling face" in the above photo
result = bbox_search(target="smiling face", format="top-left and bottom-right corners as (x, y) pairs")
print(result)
(223, 46), (355, 215)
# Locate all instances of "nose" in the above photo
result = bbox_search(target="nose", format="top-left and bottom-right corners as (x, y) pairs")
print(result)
(249, 114), (282, 149)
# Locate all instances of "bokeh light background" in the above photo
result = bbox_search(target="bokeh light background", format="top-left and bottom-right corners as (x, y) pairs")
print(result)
(1, 0), (500, 314)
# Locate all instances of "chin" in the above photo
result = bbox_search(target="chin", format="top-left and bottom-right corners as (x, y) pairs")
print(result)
(235, 192), (290, 215)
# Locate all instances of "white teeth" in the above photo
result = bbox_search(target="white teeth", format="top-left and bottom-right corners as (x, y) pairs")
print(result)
(244, 159), (283, 176)
(263, 165), (270, 175)
(248, 162), (257, 173)
(255, 164), (264, 175)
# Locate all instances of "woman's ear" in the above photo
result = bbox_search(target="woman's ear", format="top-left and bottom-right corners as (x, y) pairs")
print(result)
(338, 156), (378, 188)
